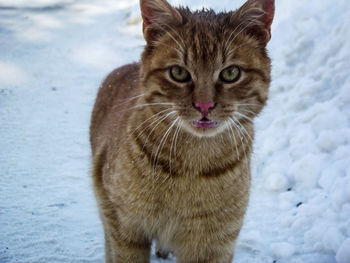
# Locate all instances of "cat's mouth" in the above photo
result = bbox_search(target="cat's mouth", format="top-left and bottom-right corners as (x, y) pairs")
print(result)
(191, 117), (219, 129)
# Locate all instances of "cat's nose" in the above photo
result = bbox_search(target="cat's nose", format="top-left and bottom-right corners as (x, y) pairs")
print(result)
(194, 102), (215, 116)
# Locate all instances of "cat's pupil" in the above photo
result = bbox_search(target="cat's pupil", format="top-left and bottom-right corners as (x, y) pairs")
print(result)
(170, 66), (191, 82)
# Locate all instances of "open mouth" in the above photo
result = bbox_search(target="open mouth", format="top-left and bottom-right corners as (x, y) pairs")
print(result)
(191, 117), (219, 129)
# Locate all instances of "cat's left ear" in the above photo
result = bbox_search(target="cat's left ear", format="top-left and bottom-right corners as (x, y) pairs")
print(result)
(140, 0), (182, 42)
(238, 0), (275, 44)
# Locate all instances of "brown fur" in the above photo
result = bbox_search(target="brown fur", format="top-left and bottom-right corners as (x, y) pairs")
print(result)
(90, 0), (274, 262)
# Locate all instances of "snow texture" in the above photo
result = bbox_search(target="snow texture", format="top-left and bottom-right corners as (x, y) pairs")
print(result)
(0, 0), (349, 262)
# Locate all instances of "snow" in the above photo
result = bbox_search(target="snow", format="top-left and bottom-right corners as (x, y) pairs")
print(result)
(323, 228), (346, 254)
(0, 62), (27, 85)
(0, 0), (73, 8)
(270, 242), (296, 259)
(336, 239), (350, 263)
(264, 172), (289, 192)
(0, 0), (349, 262)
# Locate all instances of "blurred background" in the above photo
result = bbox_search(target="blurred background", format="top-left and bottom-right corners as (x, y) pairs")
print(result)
(0, 0), (349, 262)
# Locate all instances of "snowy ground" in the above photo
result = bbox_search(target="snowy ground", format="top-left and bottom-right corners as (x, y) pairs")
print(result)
(0, 0), (349, 262)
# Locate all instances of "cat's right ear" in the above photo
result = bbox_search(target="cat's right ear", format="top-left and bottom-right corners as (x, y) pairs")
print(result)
(140, 0), (182, 42)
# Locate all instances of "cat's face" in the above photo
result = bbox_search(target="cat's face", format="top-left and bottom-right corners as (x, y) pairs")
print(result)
(140, 0), (274, 137)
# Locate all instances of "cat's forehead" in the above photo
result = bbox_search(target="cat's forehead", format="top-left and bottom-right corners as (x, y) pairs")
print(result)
(171, 14), (252, 71)
(182, 9), (227, 41)
(178, 10), (251, 62)
(185, 27), (222, 67)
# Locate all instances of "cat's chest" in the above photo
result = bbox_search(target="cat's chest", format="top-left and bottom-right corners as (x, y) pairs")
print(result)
(107, 147), (250, 225)
(121, 167), (247, 216)
(141, 171), (248, 238)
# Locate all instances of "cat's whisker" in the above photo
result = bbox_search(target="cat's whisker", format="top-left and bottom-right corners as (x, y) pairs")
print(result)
(152, 117), (180, 172)
(235, 103), (260, 107)
(130, 108), (173, 136)
(224, 20), (247, 54)
(239, 108), (256, 116)
(123, 102), (174, 113)
(226, 44), (244, 58)
(229, 118), (247, 160)
(164, 31), (185, 55)
(160, 23), (186, 48)
(225, 121), (240, 160)
(173, 120), (182, 161)
(235, 111), (254, 123)
(231, 20), (257, 44)
(225, 19), (259, 55)
(128, 102), (174, 110)
(153, 40), (183, 55)
(231, 116), (252, 144)
(141, 111), (177, 152)
(236, 118), (253, 143)
(153, 23), (185, 55)
(233, 114), (254, 147)
(109, 94), (146, 110)
(134, 111), (174, 143)
(118, 94), (145, 104)
(169, 120), (182, 175)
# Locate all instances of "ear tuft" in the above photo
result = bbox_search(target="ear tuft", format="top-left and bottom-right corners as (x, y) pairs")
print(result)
(237, 0), (275, 43)
(250, 0), (274, 39)
(140, 0), (182, 41)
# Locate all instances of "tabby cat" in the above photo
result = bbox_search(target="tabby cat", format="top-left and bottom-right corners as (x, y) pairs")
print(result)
(90, 0), (274, 262)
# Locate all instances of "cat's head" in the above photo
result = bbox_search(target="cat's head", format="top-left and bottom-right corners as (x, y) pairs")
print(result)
(140, 0), (274, 137)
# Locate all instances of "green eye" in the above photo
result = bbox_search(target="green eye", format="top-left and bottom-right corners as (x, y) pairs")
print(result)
(170, 66), (191, 82)
(220, 66), (241, 83)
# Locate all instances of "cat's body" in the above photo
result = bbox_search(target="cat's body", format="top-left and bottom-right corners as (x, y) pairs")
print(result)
(91, 63), (251, 262)
(90, 0), (274, 262)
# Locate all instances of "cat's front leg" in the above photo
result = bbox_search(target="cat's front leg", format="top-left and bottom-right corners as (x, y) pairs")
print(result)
(155, 239), (170, 259)
(102, 220), (151, 263)
(98, 206), (151, 263)
(172, 218), (240, 263)
(176, 247), (234, 263)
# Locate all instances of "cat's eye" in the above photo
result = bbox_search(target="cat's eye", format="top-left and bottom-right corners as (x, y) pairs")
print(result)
(220, 66), (241, 83)
(169, 66), (191, 83)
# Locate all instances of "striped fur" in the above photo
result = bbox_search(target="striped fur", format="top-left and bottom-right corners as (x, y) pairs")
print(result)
(90, 0), (274, 262)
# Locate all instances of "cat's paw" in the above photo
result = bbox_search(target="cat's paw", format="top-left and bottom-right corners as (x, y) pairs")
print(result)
(155, 249), (169, 259)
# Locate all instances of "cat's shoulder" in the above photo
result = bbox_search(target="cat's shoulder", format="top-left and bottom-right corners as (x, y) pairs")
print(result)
(95, 62), (141, 105)
(103, 62), (140, 86)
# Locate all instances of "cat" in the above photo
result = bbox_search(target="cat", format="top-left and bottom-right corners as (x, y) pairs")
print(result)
(90, 0), (274, 262)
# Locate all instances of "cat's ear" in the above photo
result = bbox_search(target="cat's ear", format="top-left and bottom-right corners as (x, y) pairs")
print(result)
(140, 0), (182, 42)
(237, 0), (275, 44)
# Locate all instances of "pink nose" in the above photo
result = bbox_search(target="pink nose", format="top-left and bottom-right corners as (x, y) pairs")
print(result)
(194, 102), (215, 116)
